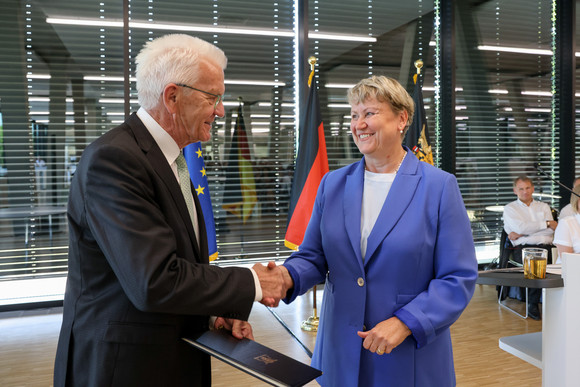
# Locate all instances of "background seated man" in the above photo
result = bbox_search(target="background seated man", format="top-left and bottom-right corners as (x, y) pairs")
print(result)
(559, 177), (580, 219)
(503, 175), (557, 320)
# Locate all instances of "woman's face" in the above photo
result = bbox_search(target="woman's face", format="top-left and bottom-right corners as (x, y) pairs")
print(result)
(350, 96), (407, 158)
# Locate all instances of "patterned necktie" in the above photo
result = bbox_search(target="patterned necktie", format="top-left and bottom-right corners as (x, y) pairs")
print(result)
(175, 151), (199, 243)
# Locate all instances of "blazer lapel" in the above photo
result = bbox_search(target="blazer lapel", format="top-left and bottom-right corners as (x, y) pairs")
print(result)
(344, 160), (365, 267)
(364, 148), (421, 266)
(126, 114), (202, 258)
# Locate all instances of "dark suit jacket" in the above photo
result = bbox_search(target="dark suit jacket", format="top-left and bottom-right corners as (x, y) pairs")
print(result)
(54, 113), (255, 387)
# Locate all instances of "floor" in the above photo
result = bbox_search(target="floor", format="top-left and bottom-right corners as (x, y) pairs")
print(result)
(0, 285), (542, 386)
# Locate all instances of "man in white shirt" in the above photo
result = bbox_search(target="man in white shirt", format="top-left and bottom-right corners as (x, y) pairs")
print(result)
(503, 175), (557, 320)
(559, 177), (580, 219)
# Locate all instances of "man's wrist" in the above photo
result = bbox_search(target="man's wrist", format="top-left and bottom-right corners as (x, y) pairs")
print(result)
(249, 268), (262, 302)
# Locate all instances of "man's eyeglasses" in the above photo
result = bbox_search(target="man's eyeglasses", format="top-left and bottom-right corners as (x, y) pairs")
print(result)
(175, 83), (224, 109)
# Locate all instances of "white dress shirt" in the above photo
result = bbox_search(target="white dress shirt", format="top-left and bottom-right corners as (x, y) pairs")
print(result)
(503, 198), (554, 246)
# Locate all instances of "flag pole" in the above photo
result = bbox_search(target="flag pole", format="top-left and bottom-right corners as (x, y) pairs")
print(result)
(301, 285), (319, 332)
(300, 56), (320, 333)
(237, 96), (245, 257)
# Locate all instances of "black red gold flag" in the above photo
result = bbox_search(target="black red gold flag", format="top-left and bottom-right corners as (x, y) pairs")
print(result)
(284, 73), (329, 250)
(222, 104), (257, 224)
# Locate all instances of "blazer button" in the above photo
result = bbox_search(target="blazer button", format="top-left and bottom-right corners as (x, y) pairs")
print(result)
(357, 277), (364, 287)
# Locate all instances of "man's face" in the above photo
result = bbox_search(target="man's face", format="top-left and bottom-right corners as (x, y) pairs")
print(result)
(174, 60), (225, 145)
(514, 180), (534, 204)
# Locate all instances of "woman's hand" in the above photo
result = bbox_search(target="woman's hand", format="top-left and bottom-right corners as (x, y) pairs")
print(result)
(213, 317), (255, 340)
(357, 316), (411, 355)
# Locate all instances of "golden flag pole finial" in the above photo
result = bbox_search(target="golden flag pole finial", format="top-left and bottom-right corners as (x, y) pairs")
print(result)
(414, 59), (423, 75)
(308, 56), (317, 71)
(413, 59), (424, 84)
(307, 56), (317, 87)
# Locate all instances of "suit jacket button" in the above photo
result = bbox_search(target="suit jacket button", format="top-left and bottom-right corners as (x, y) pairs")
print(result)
(357, 277), (364, 287)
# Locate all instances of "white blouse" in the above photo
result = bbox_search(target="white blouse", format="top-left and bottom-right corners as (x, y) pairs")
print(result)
(360, 170), (395, 260)
(553, 214), (580, 263)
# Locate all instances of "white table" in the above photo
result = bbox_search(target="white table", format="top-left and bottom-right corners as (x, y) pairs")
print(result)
(497, 254), (580, 386)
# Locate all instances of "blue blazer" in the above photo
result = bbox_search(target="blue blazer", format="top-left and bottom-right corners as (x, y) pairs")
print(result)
(284, 148), (477, 387)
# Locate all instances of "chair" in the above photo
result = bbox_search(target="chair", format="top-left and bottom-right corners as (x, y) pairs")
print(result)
(497, 229), (529, 318)
(497, 209), (558, 318)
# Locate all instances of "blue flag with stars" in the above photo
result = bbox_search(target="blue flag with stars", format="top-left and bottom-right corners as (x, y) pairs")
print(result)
(183, 142), (218, 261)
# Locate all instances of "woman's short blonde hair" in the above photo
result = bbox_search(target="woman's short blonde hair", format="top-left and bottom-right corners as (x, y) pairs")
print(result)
(571, 184), (580, 214)
(347, 75), (415, 136)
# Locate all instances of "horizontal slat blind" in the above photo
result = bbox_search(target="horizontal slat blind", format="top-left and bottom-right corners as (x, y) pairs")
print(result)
(454, 0), (557, 248)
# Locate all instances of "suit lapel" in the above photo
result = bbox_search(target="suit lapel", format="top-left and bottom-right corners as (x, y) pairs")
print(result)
(126, 114), (202, 258)
(191, 187), (209, 264)
(364, 149), (421, 266)
(344, 160), (365, 268)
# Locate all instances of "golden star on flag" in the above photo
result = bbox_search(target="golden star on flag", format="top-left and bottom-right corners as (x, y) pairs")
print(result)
(200, 167), (206, 177)
(196, 149), (203, 158)
(195, 185), (205, 195)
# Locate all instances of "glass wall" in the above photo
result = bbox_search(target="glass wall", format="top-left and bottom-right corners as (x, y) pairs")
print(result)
(0, 0), (575, 301)
(454, 0), (559, 260)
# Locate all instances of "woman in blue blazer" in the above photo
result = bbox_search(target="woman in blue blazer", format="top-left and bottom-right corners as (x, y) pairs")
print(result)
(281, 76), (478, 386)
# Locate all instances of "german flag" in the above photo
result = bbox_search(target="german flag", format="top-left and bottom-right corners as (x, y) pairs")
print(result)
(222, 104), (257, 223)
(284, 73), (329, 250)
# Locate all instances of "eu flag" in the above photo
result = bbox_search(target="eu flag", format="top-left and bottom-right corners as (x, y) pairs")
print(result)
(183, 142), (218, 261)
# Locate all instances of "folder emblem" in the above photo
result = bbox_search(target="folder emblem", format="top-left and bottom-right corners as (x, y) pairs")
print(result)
(254, 354), (278, 365)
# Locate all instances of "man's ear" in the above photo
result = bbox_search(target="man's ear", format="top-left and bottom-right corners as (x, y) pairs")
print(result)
(163, 83), (179, 114)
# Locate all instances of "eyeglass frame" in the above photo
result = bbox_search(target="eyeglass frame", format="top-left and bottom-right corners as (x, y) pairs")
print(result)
(174, 83), (224, 109)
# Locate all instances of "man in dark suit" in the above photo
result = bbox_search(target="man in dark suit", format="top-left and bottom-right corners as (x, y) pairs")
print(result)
(54, 34), (286, 387)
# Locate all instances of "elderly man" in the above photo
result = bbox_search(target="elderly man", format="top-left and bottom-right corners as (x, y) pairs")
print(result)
(503, 175), (557, 320)
(54, 34), (286, 387)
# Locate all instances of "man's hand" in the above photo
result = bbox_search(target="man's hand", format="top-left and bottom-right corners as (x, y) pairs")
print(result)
(546, 220), (557, 230)
(252, 261), (287, 307)
(213, 317), (254, 340)
(508, 231), (522, 241)
(357, 316), (411, 355)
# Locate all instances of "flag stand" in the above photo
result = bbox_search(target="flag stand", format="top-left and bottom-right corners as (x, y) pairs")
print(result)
(301, 285), (319, 332)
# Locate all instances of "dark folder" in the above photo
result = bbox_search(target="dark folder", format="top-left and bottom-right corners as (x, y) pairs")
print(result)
(182, 329), (322, 387)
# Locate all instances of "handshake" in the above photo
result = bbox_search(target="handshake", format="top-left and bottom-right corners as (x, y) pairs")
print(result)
(252, 262), (294, 307)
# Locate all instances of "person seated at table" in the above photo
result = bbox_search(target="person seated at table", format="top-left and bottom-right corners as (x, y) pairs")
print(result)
(559, 177), (580, 219)
(554, 184), (580, 260)
(503, 175), (557, 320)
